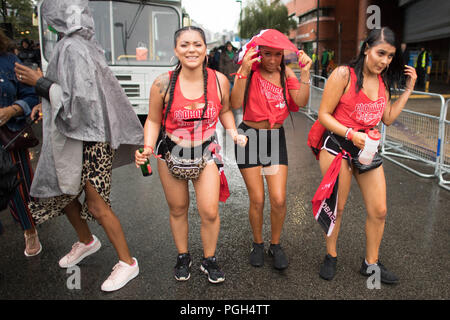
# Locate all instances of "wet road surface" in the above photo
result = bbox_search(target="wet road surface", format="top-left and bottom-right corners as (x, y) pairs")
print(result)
(0, 110), (449, 301)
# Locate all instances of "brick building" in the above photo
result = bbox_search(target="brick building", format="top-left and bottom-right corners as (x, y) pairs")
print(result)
(284, 0), (449, 85)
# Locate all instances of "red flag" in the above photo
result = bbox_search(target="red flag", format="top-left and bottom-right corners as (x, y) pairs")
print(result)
(311, 151), (349, 236)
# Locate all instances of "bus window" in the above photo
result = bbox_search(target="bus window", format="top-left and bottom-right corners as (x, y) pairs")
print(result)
(41, 1), (180, 67)
(112, 2), (178, 66)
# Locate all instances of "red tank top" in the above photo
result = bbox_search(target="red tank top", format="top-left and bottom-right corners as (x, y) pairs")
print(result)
(333, 67), (386, 130)
(243, 68), (300, 128)
(162, 68), (222, 141)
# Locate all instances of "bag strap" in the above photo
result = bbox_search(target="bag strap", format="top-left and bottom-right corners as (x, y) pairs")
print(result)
(161, 72), (173, 134)
(2, 117), (36, 151)
(215, 71), (222, 102)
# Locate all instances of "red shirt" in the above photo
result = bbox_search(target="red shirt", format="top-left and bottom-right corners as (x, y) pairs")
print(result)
(163, 68), (222, 141)
(243, 68), (300, 128)
(333, 67), (386, 130)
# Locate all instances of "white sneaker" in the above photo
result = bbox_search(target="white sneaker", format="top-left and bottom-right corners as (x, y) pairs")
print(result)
(58, 235), (101, 268)
(101, 258), (139, 292)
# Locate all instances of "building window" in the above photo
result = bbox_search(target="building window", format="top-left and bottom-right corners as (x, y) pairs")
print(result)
(298, 8), (333, 24)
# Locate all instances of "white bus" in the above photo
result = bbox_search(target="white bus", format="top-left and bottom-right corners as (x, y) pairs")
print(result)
(38, 0), (183, 120)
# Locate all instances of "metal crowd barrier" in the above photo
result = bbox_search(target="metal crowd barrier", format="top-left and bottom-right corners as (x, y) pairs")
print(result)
(438, 99), (450, 190)
(293, 71), (326, 121)
(293, 71), (449, 191)
(380, 90), (445, 179)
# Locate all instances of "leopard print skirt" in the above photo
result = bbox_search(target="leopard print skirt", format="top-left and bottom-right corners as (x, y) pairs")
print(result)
(29, 142), (115, 225)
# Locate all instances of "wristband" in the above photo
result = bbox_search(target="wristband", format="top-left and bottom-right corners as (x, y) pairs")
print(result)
(300, 79), (311, 85)
(144, 145), (154, 153)
(345, 128), (354, 141)
(230, 73), (247, 79)
(35, 77), (54, 101)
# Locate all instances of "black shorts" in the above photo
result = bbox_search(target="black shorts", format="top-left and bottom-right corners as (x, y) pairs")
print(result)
(234, 122), (288, 169)
(322, 131), (383, 173)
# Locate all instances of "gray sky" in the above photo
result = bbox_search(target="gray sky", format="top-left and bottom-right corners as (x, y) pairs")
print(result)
(182, 0), (245, 33)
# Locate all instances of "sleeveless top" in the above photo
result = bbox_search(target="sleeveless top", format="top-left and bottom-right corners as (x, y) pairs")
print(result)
(243, 68), (300, 128)
(162, 68), (223, 141)
(333, 67), (386, 130)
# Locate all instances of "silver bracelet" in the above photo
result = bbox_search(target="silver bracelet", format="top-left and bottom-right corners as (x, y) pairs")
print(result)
(300, 79), (311, 85)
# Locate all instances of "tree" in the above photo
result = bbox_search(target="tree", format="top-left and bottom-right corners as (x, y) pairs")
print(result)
(239, 0), (296, 39)
(0, 0), (37, 41)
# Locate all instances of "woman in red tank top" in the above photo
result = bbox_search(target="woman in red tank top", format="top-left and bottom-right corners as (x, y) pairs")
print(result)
(316, 27), (417, 284)
(230, 30), (312, 270)
(135, 26), (246, 284)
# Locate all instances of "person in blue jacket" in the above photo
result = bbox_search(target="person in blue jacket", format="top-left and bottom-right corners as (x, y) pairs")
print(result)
(0, 29), (40, 256)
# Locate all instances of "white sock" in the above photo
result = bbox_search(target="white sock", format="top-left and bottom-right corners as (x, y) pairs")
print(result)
(365, 259), (377, 266)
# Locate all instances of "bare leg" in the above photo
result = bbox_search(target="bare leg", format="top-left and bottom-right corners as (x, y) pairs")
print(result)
(264, 165), (288, 244)
(63, 198), (93, 245)
(84, 181), (133, 265)
(318, 149), (353, 257)
(239, 166), (265, 244)
(192, 162), (220, 258)
(354, 165), (387, 264)
(157, 159), (190, 254)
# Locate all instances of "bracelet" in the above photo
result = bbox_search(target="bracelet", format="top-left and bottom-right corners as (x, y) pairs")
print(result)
(144, 145), (154, 154)
(345, 128), (354, 140)
(11, 105), (22, 116)
(230, 73), (247, 79)
(300, 79), (311, 85)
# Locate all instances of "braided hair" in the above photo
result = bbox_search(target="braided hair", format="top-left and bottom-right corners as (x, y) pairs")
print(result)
(162, 26), (209, 133)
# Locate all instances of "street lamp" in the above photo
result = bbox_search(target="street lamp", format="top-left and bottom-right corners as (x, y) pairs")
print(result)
(236, 0), (242, 38)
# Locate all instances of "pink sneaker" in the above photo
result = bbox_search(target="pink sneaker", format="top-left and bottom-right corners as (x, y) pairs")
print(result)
(24, 230), (42, 257)
(58, 235), (101, 268)
(101, 258), (139, 292)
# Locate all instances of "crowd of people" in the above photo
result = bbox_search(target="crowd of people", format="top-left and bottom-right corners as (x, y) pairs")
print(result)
(1, 0), (417, 293)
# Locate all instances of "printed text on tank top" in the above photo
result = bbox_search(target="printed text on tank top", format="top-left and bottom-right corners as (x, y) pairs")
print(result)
(332, 67), (386, 130)
(163, 68), (222, 143)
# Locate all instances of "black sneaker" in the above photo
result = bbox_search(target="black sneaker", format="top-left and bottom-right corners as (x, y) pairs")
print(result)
(249, 242), (265, 267)
(200, 256), (225, 284)
(319, 254), (337, 280)
(268, 244), (288, 270)
(174, 253), (192, 281)
(360, 260), (399, 285)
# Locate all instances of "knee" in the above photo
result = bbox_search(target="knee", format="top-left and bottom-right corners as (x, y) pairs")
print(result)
(369, 205), (387, 221)
(336, 206), (346, 219)
(249, 197), (265, 212)
(86, 199), (111, 222)
(270, 196), (286, 213)
(169, 203), (189, 219)
(200, 206), (219, 224)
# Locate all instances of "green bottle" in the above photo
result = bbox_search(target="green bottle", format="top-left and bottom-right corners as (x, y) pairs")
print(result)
(139, 148), (152, 177)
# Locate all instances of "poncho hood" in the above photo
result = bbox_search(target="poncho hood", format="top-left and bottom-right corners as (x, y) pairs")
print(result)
(42, 0), (95, 38)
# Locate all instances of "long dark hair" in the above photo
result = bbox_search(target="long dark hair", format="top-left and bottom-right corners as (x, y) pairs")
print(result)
(349, 27), (403, 99)
(243, 54), (289, 114)
(162, 26), (209, 132)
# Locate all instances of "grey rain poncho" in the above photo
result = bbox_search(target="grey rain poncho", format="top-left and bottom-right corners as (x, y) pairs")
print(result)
(30, 0), (144, 198)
